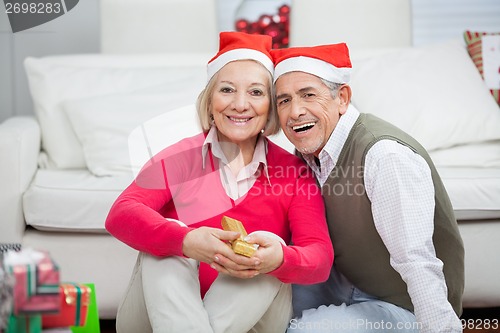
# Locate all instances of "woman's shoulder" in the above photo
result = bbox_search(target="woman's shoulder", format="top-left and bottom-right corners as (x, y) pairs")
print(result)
(153, 132), (206, 160)
(137, 132), (205, 172)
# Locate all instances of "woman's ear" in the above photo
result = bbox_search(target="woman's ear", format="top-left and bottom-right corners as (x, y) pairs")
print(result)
(338, 84), (352, 115)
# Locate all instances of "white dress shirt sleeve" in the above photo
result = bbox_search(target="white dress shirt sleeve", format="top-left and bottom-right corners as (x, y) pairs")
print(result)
(364, 140), (462, 333)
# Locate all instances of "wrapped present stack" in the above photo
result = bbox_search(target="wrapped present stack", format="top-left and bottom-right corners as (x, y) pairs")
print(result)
(0, 247), (100, 333)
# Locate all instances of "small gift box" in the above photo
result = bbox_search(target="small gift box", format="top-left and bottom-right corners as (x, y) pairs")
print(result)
(6, 314), (41, 333)
(42, 284), (91, 329)
(3, 249), (60, 315)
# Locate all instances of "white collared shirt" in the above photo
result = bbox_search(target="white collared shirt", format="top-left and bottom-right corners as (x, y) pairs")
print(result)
(302, 105), (462, 333)
(202, 126), (270, 200)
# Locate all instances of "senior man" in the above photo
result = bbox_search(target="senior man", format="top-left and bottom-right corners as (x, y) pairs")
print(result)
(271, 44), (464, 333)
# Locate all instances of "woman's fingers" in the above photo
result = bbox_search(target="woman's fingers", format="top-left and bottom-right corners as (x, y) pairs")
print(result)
(210, 260), (259, 279)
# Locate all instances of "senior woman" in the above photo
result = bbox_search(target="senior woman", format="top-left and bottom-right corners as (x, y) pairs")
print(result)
(105, 32), (333, 333)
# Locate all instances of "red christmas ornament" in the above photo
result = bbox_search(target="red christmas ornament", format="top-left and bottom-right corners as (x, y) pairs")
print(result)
(234, 2), (291, 48)
(279, 4), (290, 15)
(258, 15), (273, 28)
(235, 19), (249, 32)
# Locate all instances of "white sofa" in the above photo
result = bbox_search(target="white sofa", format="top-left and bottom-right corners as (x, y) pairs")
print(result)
(1, 0), (500, 320)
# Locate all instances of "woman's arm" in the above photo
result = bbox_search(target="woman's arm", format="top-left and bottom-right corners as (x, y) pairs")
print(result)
(267, 172), (334, 284)
(105, 160), (194, 257)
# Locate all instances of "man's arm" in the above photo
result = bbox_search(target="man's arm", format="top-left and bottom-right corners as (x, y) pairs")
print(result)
(364, 139), (462, 333)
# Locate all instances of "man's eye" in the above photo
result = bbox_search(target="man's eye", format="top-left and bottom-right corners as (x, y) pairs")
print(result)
(304, 93), (315, 98)
(278, 98), (289, 106)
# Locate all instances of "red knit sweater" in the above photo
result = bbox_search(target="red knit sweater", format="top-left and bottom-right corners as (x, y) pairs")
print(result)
(105, 133), (333, 296)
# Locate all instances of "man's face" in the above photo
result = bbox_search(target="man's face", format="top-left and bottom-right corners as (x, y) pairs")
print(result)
(275, 71), (346, 156)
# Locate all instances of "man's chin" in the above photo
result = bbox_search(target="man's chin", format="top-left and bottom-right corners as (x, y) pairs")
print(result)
(284, 132), (323, 155)
(295, 143), (320, 155)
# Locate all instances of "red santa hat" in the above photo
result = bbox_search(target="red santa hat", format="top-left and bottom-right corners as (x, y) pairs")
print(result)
(271, 43), (352, 83)
(207, 32), (274, 81)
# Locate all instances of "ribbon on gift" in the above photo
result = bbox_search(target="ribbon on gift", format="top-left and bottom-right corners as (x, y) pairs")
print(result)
(62, 283), (90, 326)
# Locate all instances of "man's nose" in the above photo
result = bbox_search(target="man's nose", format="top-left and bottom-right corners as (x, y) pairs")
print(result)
(289, 100), (306, 119)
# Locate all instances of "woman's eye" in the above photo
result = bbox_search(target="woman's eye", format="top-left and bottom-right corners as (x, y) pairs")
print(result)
(250, 89), (263, 96)
(220, 87), (233, 93)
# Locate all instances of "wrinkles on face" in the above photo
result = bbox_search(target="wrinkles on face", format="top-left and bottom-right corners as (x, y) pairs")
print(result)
(276, 72), (340, 156)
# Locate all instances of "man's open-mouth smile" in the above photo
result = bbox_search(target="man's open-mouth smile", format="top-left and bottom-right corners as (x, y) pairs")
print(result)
(292, 122), (316, 133)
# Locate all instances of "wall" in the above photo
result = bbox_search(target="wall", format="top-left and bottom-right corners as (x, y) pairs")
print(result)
(0, 0), (499, 123)
(0, 0), (100, 122)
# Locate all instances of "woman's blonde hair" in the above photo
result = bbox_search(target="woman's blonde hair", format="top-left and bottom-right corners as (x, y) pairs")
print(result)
(196, 60), (281, 136)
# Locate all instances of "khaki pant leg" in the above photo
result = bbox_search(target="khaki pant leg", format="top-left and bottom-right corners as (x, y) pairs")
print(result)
(141, 254), (213, 333)
(116, 253), (152, 333)
(204, 274), (292, 333)
(248, 282), (293, 333)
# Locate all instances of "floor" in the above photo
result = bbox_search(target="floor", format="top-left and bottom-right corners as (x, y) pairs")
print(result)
(99, 307), (500, 333)
(99, 319), (116, 333)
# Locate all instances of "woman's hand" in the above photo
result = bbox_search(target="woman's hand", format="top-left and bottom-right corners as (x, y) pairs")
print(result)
(182, 226), (240, 264)
(211, 233), (284, 278)
(183, 227), (261, 278)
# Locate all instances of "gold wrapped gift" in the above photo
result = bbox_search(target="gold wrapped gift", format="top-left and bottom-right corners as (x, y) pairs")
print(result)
(221, 216), (257, 257)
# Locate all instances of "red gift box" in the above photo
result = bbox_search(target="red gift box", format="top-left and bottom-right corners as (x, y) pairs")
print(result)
(4, 249), (60, 315)
(42, 283), (91, 328)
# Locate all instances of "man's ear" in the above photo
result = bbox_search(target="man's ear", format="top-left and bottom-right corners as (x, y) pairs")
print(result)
(338, 84), (352, 115)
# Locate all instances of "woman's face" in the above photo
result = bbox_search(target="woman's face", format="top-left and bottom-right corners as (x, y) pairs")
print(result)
(211, 60), (270, 148)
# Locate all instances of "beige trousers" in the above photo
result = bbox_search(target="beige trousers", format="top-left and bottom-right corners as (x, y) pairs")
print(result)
(116, 253), (292, 333)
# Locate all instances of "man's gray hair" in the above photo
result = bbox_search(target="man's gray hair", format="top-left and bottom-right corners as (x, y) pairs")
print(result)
(321, 79), (343, 99)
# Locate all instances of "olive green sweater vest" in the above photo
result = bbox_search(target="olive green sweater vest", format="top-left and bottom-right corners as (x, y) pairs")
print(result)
(322, 113), (464, 315)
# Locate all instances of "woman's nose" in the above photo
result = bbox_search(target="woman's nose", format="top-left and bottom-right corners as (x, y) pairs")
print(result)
(232, 92), (249, 112)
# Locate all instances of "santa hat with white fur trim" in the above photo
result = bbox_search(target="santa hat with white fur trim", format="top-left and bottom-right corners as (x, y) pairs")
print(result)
(207, 32), (274, 81)
(271, 43), (352, 83)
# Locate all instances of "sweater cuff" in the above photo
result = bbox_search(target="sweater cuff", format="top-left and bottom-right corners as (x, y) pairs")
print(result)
(267, 244), (294, 282)
(158, 224), (194, 257)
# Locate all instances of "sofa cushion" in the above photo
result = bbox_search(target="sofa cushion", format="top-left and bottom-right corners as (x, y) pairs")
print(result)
(64, 96), (201, 176)
(350, 39), (500, 151)
(438, 166), (500, 221)
(23, 170), (133, 232)
(24, 53), (210, 169)
(429, 140), (500, 168)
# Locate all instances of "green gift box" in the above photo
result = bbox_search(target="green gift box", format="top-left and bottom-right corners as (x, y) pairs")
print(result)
(70, 283), (99, 333)
(6, 314), (41, 333)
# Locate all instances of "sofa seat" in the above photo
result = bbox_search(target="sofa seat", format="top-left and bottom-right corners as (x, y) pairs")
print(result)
(23, 165), (500, 233)
(23, 170), (133, 232)
(438, 166), (500, 221)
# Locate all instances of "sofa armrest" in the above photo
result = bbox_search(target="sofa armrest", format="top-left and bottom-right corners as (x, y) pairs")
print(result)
(0, 116), (41, 242)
